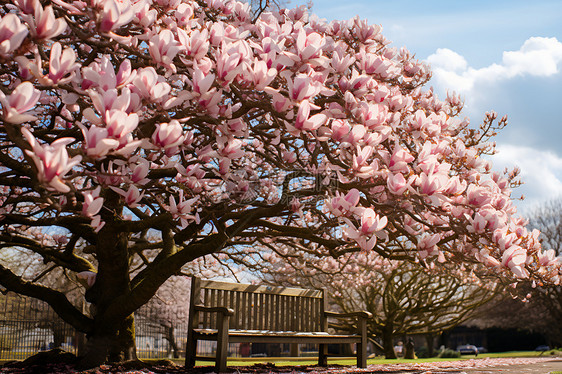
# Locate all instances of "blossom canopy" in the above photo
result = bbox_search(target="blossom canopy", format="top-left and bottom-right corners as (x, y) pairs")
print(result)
(0, 0), (560, 364)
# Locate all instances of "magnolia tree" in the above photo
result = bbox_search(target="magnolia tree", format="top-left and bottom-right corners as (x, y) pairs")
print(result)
(0, 0), (560, 368)
(469, 199), (562, 347)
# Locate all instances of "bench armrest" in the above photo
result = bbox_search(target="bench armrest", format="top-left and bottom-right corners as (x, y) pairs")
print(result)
(194, 304), (235, 316)
(324, 310), (372, 319)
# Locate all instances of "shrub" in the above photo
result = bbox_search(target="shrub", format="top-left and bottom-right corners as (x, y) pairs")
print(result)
(438, 349), (461, 358)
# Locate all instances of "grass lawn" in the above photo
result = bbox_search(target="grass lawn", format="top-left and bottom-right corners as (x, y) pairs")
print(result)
(191, 350), (561, 367)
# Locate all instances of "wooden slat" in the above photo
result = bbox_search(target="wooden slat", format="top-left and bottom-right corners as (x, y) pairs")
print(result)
(303, 297), (310, 331)
(264, 293), (270, 331)
(210, 289), (216, 329)
(202, 288), (209, 328)
(229, 291), (236, 329)
(252, 292), (258, 330)
(200, 279), (323, 298)
(235, 292), (241, 329)
(273, 294), (280, 331)
(290, 296), (296, 331)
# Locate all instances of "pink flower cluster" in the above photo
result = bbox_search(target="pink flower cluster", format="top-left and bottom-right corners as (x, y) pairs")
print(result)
(0, 0), (558, 286)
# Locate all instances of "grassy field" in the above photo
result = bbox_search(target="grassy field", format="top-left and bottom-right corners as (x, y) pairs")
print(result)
(192, 349), (561, 367)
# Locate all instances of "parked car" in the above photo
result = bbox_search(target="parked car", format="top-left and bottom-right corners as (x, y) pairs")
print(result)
(476, 346), (488, 353)
(535, 345), (550, 352)
(456, 344), (478, 355)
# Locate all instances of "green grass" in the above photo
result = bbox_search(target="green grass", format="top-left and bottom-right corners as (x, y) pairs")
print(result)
(191, 350), (562, 368)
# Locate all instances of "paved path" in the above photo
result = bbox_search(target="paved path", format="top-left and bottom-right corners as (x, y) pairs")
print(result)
(460, 359), (562, 373)
(297, 357), (562, 374)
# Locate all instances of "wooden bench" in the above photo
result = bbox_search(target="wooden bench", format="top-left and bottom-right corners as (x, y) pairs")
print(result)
(185, 277), (372, 372)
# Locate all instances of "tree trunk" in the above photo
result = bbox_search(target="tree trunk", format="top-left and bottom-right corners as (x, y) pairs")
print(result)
(426, 334), (434, 357)
(79, 314), (137, 368)
(404, 337), (415, 359)
(78, 211), (137, 368)
(163, 324), (179, 358)
(382, 324), (397, 359)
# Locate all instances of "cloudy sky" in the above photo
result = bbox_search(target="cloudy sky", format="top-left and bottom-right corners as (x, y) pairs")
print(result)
(291, 0), (562, 215)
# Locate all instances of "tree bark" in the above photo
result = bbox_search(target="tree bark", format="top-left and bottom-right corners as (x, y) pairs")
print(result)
(382, 324), (397, 359)
(78, 210), (138, 368)
(426, 334), (435, 357)
(404, 338), (415, 359)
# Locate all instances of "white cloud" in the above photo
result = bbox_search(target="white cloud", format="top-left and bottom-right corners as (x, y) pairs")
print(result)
(490, 144), (562, 212)
(426, 37), (562, 97)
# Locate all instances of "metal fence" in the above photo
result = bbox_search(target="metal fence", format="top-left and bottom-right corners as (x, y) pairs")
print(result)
(0, 293), (191, 361)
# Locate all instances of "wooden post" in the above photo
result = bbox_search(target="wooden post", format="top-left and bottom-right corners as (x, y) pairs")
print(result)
(290, 343), (299, 357)
(318, 288), (328, 366)
(357, 317), (367, 368)
(185, 277), (201, 368)
(216, 312), (230, 373)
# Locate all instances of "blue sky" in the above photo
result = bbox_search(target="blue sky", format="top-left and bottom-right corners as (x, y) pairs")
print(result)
(291, 0), (562, 214)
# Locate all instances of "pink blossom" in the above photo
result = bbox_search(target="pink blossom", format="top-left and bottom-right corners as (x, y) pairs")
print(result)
(290, 100), (327, 133)
(130, 159), (150, 185)
(537, 249), (557, 266)
(327, 189), (361, 217)
(178, 28), (209, 60)
(110, 185), (144, 207)
(443, 176), (467, 195)
(389, 146), (414, 173)
(0, 14), (28, 55)
(82, 186), (104, 217)
(502, 245), (529, 278)
(97, 0), (134, 33)
(342, 208), (388, 250)
(331, 119), (351, 141)
(132, 67), (171, 102)
(104, 109), (139, 143)
(78, 124), (119, 158)
(217, 137), (245, 159)
(14, 0), (38, 14)
(88, 88), (136, 115)
(83, 56), (136, 91)
(46, 43), (78, 85)
(357, 208), (387, 236)
(26, 4), (67, 40)
(294, 29), (324, 61)
(288, 74), (321, 102)
(21, 128), (81, 193)
(149, 29), (182, 70)
(251, 58), (277, 90)
(466, 184), (492, 207)
(0, 82), (40, 124)
(167, 190), (199, 228)
(152, 120), (185, 155)
(387, 173), (409, 195)
(417, 233), (441, 259)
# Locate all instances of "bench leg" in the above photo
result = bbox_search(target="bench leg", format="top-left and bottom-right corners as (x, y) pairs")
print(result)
(318, 344), (327, 366)
(216, 313), (230, 373)
(357, 318), (368, 368)
(185, 336), (197, 368)
(357, 342), (367, 368)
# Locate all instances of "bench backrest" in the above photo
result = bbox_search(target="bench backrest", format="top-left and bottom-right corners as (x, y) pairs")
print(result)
(189, 277), (327, 332)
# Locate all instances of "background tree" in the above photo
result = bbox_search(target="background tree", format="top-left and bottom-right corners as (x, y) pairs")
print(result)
(253, 249), (498, 358)
(0, 0), (559, 368)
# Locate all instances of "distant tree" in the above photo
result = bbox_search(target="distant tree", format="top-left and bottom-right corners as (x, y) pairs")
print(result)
(0, 0), (559, 369)
(253, 249), (497, 358)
